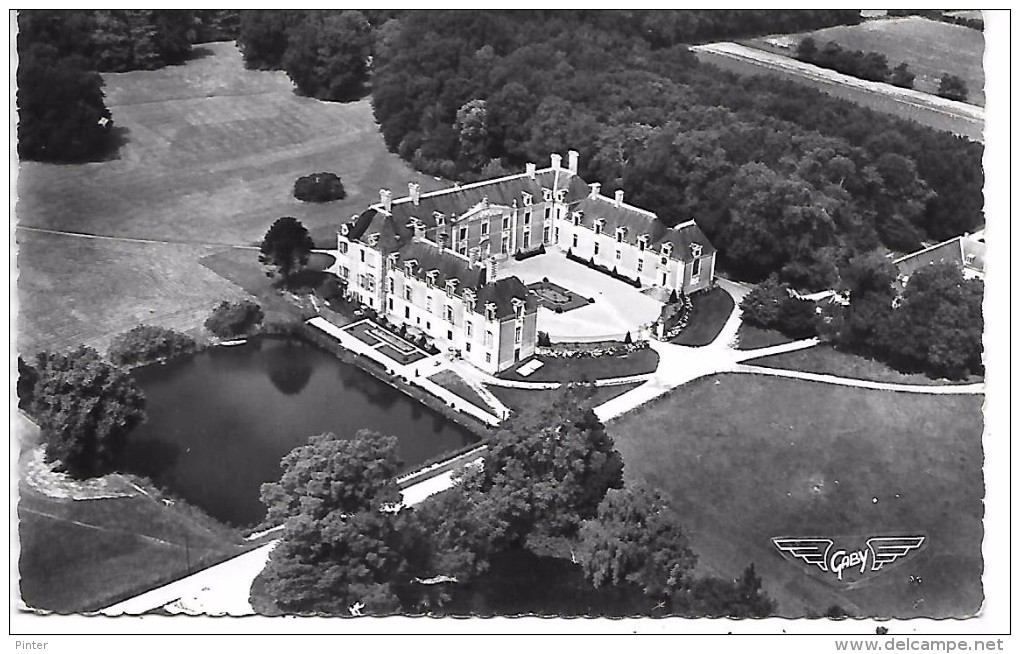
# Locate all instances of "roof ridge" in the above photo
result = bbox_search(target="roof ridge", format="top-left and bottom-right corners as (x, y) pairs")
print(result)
(892, 235), (964, 265)
(388, 167), (560, 206)
(590, 194), (659, 220)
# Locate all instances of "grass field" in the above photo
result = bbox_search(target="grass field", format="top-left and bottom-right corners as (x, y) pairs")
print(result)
(428, 371), (492, 413)
(694, 46), (984, 141)
(672, 286), (735, 347)
(16, 41), (447, 356)
(745, 344), (984, 386)
(498, 348), (659, 383)
(16, 231), (250, 356)
(18, 482), (247, 613)
(487, 382), (644, 418)
(747, 17), (985, 106)
(607, 374), (984, 618)
(735, 323), (793, 350)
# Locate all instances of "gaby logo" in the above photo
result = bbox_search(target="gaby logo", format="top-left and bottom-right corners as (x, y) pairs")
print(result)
(773, 536), (925, 581)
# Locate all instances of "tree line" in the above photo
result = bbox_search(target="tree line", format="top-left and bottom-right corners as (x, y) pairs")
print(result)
(360, 11), (982, 292)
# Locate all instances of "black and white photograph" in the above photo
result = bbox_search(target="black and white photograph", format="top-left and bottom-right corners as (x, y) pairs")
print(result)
(8, 6), (1011, 646)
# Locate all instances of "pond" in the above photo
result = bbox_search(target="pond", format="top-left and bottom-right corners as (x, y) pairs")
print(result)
(124, 336), (479, 527)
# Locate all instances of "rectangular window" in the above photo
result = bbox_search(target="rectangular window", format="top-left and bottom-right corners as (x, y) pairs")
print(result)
(481, 222), (489, 236)
(458, 244), (467, 256)
(543, 226), (551, 244)
(459, 226), (468, 242)
(447, 329), (453, 340)
(466, 322), (473, 338)
(692, 257), (702, 279)
(616, 249), (621, 260)
(484, 331), (494, 347)
(524, 209), (532, 225)
(543, 206), (551, 221)
(360, 250), (366, 263)
(466, 342), (472, 353)
(572, 234), (578, 248)
(515, 324), (522, 344)
(501, 236), (510, 254)
(388, 298), (393, 311)
(637, 259), (644, 273)
(339, 242), (348, 254)
(639, 240), (646, 252)
(404, 286), (412, 302)
(340, 266), (350, 279)
(486, 352), (492, 363)
(426, 296), (433, 313)
(555, 227), (560, 241)
(502, 216), (510, 231)
(594, 242), (600, 255)
(522, 229), (530, 248)
(388, 278), (395, 294)
(594, 223), (602, 235)
(616, 232), (623, 243)
(444, 305), (454, 323)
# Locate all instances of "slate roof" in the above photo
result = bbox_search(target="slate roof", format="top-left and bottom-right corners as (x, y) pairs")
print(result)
(571, 196), (716, 261)
(397, 240), (485, 290)
(894, 235), (986, 279)
(474, 276), (538, 320)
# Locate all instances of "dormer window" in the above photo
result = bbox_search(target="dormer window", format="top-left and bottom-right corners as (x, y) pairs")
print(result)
(434, 211), (445, 227)
(615, 227), (626, 243)
(387, 253), (399, 267)
(522, 192), (533, 206)
(690, 243), (703, 258)
(555, 189), (566, 203)
(446, 279), (458, 296)
(463, 289), (476, 307)
(593, 219), (604, 236)
(404, 260), (417, 276)
(661, 243), (673, 258)
(542, 188), (553, 202)
(426, 270), (438, 288)
(340, 224), (350, 236)
(367, 233), (379, 246)
(572, 211), (582, 226)
(484, 302), (497, 321)
(638, 235), (648, 252)
(511, 298), (525, 318)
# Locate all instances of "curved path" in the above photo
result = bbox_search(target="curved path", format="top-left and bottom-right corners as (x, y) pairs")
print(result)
(732, 364), (986, 395)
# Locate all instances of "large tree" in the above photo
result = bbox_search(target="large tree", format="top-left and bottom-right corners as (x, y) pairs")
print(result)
(885, 262), (984, 379)
(26, 346), (146, 478)
(672, 563), (777, 617)
(259, 216), (315, 281)
(258, 432), (411, 614)
(576, 485), (698, 597)
(282, 10), (373, 101)
(237, 9), (305, 70)
(17, 11), (115, 162)
(468, 385), (625, 542)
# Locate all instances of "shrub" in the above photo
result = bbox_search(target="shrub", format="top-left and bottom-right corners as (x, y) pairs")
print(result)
(537, 331), (551, 347)
(318, 275), (346, 304)
(108, 325), (197, 367)
(740, 276), (818, 339)
(624, 331), (632, 345)
(293, 172), (346, 203)
(205, 300), (265, 338)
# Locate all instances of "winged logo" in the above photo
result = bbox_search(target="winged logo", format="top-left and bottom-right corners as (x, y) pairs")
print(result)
(867, 536), (925, 571)
(772, 538), (833, 572)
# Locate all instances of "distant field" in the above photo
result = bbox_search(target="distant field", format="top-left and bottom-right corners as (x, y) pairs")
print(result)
(747, 16), (985, 106)
(16, 41), (445, 355)
(608, 374), (984, 618)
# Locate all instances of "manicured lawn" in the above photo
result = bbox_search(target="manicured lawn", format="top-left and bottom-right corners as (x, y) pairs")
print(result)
(745, 344), (984, 385)
(498, 348), (659, 383)
(428, 371), (492, 412)
(747, 16), (985, 105)
(607, 374), (984, 618)
(198, 248), (308, 326)
(672, 286), (734, 346)
(735, 323), (794, 351)
(17, 41), (446, 355)
(16, 231), (250, 356)
(487, 382), (643, 418)
(18, 484), (247, 613)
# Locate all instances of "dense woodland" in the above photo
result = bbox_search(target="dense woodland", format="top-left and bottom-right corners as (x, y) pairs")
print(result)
(234, 9), (982, 290)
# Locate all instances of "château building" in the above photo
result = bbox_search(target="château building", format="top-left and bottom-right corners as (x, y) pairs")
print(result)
(335, 151), (717, 373)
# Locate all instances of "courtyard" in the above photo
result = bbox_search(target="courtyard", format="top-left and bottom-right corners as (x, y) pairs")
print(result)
(496, 250), (663, 342)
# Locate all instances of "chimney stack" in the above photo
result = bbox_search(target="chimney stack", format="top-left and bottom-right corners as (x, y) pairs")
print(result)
(614, 189), (624, 208)
(408, 182), (420, 206)
(589, 183), (601, 199)
(550, 153), (562, 169)
(380, 189), (392, 212)
(526, 163), (537, 179)
(567, 150), (579, 174)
